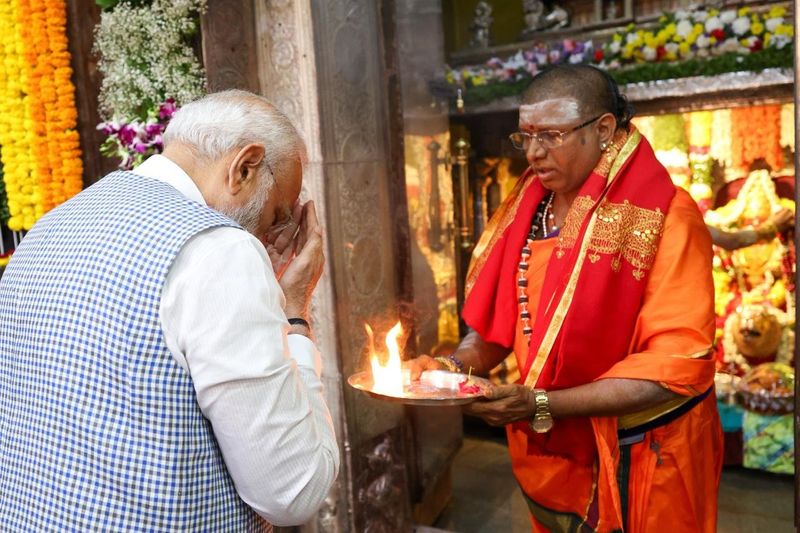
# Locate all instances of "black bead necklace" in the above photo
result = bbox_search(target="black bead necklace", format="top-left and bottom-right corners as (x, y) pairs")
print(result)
(517, 192), (555, 342)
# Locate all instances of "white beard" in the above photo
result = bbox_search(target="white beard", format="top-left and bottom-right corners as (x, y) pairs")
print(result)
(216, 174), (270, 236)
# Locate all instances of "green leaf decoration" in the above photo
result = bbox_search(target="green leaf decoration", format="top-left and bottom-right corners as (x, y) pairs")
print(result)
(0, 156), (9, 224)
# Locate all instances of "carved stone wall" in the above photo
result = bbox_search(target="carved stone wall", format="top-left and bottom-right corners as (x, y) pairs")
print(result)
(202, 0), (260, 92)
(396, 0), (450, 133)
(309, 1), (414, 531)
(255, 1), (414, 531)
(255, 2), (349, 531)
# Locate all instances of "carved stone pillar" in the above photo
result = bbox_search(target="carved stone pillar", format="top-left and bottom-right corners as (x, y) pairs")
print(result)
(201, 0), (260, 92)
(255, 1), (415, 531)
(394, 0), (462, 525)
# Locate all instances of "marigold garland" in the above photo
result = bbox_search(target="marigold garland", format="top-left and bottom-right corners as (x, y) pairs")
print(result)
(730, 105), (783, 174)
(0, 1), (34, 233)
(0, 0), (82, 233)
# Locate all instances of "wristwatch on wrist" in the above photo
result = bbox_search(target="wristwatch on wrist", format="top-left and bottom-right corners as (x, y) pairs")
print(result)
(287, 317), (313, 339)
(434, 356), (454, 372)
(529, 388), (554, 434)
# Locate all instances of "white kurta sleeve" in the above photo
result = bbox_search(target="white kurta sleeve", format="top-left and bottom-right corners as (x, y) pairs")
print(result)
(160, 227), (339, 526)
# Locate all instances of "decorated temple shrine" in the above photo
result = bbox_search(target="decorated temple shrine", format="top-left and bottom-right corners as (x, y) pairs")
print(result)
(426, 6), (796, 498)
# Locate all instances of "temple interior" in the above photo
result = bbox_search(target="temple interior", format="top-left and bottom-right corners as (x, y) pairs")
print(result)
(0, 0), (796, 531)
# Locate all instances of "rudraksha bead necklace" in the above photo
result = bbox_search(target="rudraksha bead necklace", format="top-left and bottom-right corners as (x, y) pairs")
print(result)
(518, 192), (556, 342)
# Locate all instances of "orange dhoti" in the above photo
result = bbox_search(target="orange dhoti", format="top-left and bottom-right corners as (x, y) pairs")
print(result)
(463, 128), (722, 532)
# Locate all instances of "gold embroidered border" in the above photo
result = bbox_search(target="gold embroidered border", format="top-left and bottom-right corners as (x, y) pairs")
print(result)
(554, 129), (643, 261)
(556, 198), (664, 280)
(589, 200), (665, 280)
(593, 128), (628, 179)
(607, 129), (641, 186)
(525, 213), (599, 388)
(523, 130), (644, 388)
(555, 196), (594, 259)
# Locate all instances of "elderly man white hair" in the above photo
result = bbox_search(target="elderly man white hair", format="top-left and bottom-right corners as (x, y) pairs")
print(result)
(163, 89), (308, 235)
(0, 89), (338, 531)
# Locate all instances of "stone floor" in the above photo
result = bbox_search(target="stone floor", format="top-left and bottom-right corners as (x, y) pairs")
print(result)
(430, 424), (795, 533)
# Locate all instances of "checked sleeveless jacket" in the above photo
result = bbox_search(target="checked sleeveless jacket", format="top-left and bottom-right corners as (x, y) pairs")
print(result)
(0, 172), (269, 531)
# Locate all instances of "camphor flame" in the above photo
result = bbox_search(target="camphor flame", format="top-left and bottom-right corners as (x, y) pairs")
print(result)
(367, 321), (404, 396)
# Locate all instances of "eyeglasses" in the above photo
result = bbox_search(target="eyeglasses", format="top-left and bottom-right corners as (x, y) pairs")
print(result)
(508, 114), (603, 151)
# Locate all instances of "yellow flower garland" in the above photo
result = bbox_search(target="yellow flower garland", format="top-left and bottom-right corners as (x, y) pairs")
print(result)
(688, 111), (712, 148)
(0, 0), (82, 232)
(0, 1), (33, 232)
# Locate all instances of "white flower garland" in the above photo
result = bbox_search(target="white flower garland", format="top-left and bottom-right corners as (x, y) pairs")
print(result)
(94, 0), (207, 121)
(709, 109), (733, 171)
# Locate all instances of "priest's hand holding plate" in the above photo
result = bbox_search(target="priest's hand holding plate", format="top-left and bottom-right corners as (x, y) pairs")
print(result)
(463, 383), (536, 427)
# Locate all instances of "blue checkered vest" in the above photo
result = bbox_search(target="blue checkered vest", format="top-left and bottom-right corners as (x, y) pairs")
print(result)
(0, 172), (270, 531)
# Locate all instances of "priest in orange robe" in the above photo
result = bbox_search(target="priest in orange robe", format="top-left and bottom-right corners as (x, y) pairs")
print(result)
(409, 65), (722, 532)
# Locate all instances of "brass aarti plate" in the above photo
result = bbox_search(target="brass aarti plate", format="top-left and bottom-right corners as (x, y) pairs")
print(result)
(347, 370), (492, 406)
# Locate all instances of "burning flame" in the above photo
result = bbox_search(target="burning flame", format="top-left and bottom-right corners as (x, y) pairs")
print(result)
(367, 321), (405, 396)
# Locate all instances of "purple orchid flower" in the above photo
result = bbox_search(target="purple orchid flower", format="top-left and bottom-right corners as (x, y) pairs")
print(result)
(158, 98), (178, 120)
(117, 124), (137, 146)
(144, 122), (163, 137)
(97, 121), (120, 136)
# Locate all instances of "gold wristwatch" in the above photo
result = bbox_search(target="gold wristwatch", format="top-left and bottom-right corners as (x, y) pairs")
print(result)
(529, 388), (553, 433)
